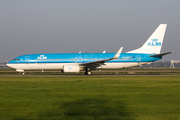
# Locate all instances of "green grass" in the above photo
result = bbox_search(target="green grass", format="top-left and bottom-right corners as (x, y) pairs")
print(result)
(0, 68), (16, 71)
(0, 76), (180, 120)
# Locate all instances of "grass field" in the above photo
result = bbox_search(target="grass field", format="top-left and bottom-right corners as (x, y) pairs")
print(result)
(0, 76), (180, 120)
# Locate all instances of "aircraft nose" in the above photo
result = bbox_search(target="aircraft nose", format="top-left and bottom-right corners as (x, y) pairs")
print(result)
(6, 61), (13, 68)
(6, 63), (11, 67)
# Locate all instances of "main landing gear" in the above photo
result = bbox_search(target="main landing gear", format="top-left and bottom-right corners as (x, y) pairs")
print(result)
(85, 70), (92, 75)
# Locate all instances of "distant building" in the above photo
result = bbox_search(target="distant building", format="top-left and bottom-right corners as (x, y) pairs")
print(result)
(141, 61), (180, 68)
(0, 62), (9, 68)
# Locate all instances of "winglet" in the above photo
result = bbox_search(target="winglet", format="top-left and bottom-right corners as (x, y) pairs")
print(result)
(113, 47), (123, 59)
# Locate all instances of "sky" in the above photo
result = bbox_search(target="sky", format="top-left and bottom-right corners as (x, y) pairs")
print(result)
(0, 0), (180, 63)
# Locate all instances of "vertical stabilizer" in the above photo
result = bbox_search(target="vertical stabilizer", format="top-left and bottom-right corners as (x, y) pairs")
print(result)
(127, 24), (167, 54)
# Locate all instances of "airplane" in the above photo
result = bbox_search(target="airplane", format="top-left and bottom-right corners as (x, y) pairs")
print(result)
(7, 24), (172, 75)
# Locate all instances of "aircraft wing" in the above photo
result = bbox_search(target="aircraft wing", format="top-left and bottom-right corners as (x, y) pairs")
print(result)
(79, 47), (123, 68)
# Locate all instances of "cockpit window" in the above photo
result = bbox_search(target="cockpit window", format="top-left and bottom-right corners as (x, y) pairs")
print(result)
(13, 59), (20, 61)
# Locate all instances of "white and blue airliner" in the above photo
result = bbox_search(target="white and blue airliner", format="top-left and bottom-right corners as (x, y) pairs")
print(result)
(7, 24), (172, 75)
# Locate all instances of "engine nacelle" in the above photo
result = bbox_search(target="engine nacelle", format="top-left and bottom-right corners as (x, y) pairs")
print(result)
(63, 64), (80, 73)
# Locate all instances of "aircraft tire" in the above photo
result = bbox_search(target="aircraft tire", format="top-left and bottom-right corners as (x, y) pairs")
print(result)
(87, 71), (92, 75)
(85, 71), (92, 75)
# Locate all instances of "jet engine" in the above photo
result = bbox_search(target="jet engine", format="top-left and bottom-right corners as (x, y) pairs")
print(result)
(63, 64), (80, 73)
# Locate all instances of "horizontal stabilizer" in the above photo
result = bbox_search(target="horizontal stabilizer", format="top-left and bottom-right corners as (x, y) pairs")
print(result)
(150, 51), (173, 57)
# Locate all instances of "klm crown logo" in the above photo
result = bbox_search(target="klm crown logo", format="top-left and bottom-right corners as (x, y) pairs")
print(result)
(148, 38), (161, 46)
(151, 38), (158, 42)
(68, 67), (72, 70)
(38, 55), (47, 59)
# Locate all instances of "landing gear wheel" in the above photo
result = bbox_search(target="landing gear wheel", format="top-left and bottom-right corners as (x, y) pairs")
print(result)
(22, 72), (25, 75)
(87, 71), (92, 75)
(85, 68), (92, 75)
(85, 70), (92, 75)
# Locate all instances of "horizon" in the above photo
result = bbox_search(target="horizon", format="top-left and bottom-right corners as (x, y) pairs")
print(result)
(1, 1), (179, 62)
